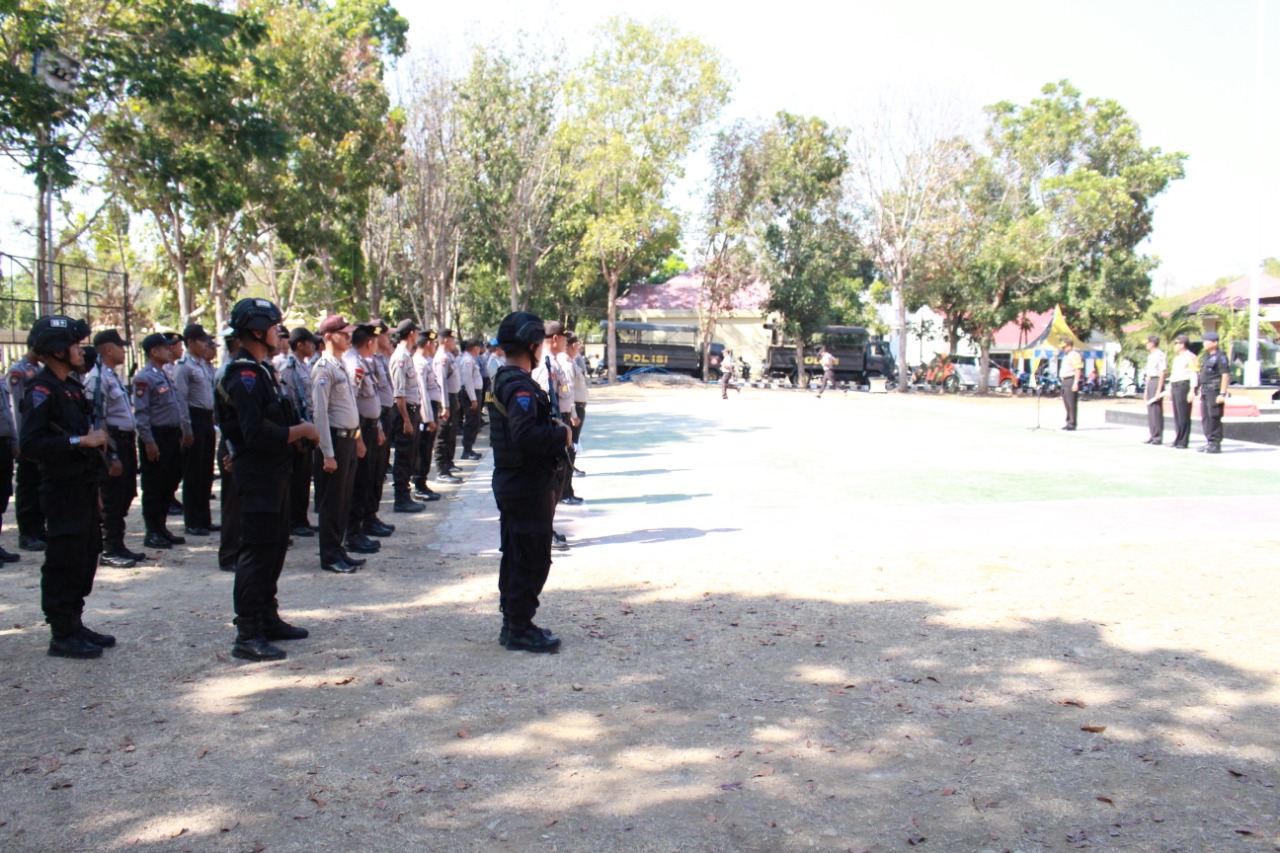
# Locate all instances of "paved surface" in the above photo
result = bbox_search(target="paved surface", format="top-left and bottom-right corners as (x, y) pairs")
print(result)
(0, 383), (1276, 852)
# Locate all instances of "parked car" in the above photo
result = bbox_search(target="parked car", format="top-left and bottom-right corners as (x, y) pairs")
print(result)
(927, 355), (1018, 393)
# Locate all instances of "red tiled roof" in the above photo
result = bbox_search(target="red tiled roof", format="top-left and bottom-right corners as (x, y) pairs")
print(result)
(616, 272), (769, 313)
(992, 310), (1053, 347)
(1185, 273), (1280, 312)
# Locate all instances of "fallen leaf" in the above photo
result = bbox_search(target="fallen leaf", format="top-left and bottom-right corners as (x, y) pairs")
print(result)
(1096, 796), (1114, 805)
(197, 748), (210, 759)
(219, 821), (239, 833)
(170, 828), (187, 838)
(958, 736), (972, 746)
(454, 780), (470, 790)
(1227, 769), (1247, 779)
(334, 676), (355, 686)
(941, 788), (956, 796)
(1081, 726), (1107, 734)
(719, 781), (743, 791)
(752, 767), (775, 777)
(907, 835), (926, 845)
(309, 795), (326, 809)
(543, 819), (558, 827)
(1233, 828), (1257, 836)
(456, 730), (470, 739)
(1057, 698), (1088, 708)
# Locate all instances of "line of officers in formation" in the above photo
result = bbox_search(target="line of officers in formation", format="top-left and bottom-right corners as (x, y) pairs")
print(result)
(1056, 332), (1232, 452)
(10, 299), (592, 661)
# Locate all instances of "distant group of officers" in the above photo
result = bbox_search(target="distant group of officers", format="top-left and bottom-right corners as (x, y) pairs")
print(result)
(10, 299), (592, 661)
(1057, 332), (1232, 451)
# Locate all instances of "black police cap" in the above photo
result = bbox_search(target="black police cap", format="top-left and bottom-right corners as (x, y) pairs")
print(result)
(92, 329), (128, 348)
(141, 332), (169, 353)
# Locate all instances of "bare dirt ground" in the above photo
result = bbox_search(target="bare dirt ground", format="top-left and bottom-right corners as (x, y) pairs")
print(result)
(1, 382), (1278, 853)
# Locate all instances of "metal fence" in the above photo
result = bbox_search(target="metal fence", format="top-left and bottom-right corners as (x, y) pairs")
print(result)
(0, 252), (134, 370)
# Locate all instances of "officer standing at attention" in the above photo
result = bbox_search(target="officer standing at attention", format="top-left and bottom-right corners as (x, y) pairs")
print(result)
(1058, 339), (1083, 431)
(7, 342), (46, 550)
(174, 324), (219, 536)
(433, 329), (463, 482)
(411, 330), (442, 501)
(311, 315), (368, 573)
(21, 316), (113, 659)
(568, 333), (589, 477)
(216, 298), (319, 661)
(278, 327), (318, 538)
(86, 329), (144, 567)
(136, 332), (192, 549)
(1168, 334), (1197, 450)
(1197, 331), (1230, 454)
(489, 311), (570, 653)
(364, 319), (399, 534)
(1142, 334), (1167, 445)
(389, 319), (426, 512)
(344, 324), (393, 545)
(458, 338), (484, 461)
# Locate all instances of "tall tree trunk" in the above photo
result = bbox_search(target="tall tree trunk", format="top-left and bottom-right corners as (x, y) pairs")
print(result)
(794, 339), (806, 389)
(977, 340), (992, 394)
(606, 268), (619, 384)
(895, 274), (908, 391)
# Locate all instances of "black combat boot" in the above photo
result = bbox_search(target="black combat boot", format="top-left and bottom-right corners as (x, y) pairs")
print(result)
(504, 621), (561, 654)
(231, 617), (287, 661)
(78, 624), (117, 647)
(392, 490), (424, 513)
(262, 612), (309, 641)
(48, 631), (103, 659)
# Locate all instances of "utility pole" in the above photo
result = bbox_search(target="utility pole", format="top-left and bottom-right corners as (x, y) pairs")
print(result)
(1245, 0), (1266, 386)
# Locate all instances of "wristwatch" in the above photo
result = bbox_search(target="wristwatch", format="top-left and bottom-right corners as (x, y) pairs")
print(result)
(69, 435), (81, 447)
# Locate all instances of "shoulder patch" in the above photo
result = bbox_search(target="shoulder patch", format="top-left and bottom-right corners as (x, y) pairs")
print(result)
(29, 385), (50, 408)
(514, 390), (532, 411)
(238, 370), (257, 393)
(135, 381), (147, 397)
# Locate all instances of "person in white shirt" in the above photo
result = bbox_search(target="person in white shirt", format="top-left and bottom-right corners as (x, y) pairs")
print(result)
(411, 331), (442, 500)
(459, 339), (484, 460)
(1143, 334), (1167, 445)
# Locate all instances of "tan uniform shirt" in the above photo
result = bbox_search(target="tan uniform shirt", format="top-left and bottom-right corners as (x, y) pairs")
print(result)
(311, 354), (360, 457)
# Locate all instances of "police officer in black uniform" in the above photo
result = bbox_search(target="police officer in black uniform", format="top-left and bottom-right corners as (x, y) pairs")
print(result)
(215, 298), (320, 661)
(21, 316), (114, 659)
(1197, 330), (1231, 454)
(488, 311), (571, 653)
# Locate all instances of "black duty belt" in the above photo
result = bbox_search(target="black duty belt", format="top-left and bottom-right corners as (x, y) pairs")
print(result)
(108, 427), (135, 436)
(152, 425), (182, 435)
(331, 427), (359, 439)
(406, 402), (421, 411)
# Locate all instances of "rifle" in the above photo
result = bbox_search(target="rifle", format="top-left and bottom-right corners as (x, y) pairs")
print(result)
(544, 355), (569, 462)
(91, 366), (119, 460)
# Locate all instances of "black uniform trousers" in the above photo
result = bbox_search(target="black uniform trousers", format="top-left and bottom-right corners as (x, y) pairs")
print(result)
(183, 407), (216, 528)
(41, 483), (100, 637)
(14, 454), (45, 538)
(349, 417), (381, 535)
(496, 487), (558, 622)
(100, 428), (137, 548)
(139, 426), (184, 534)
(1170, 380), (1192, 447)
(217, 434), (240, 571)
(234, 488), (290, 622)
(462, 394), (482, 453)
(289, 444), (314, 529)
(572, 403), (586, 444)
(315, 433), (358, 564)
(557, 411), (577, 501)
(435, 393), (461, 475)
(1061, 377), (1079, 428)
(391, 404), (421, 498)
(1200, 390), (1224, 447)
(370, 407), (392, 518)
(1145, 382), (1164, 443)
(414, 401), (440, 488)
(0, 436), (13, 524)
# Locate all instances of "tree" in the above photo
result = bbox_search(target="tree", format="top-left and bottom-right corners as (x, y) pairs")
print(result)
(756, 112), (862, 380)
(697, 121), (764, 377)
(453, 40), (567, 311)
(925, 81), (1187, 392)
(847, 104), (972, 390)
(564, 16), (730, 383)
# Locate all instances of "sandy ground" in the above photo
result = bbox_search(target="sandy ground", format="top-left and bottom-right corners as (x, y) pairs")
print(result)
(1, 383), (1278, 853)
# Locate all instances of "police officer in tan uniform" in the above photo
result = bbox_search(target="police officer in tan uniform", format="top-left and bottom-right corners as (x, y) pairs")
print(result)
(311, 315), (367, 573)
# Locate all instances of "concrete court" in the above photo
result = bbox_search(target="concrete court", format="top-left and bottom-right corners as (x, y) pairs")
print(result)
(1, 382), (1277, 852)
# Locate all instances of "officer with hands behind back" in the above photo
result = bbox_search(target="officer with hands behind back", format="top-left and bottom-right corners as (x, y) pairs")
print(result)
(488, 311), (572, 654)
(215, 298), (320, 662)
(1197, 331), (1230, 454)
(21, 316), (113, 659)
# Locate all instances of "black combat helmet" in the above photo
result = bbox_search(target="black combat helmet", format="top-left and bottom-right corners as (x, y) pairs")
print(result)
(496, 311), (545, 347)
(229, 297), (283, 332)
(29, 315), (90, 355)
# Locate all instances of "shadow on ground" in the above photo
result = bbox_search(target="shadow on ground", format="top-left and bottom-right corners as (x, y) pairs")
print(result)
(2, 579), (1275, 852)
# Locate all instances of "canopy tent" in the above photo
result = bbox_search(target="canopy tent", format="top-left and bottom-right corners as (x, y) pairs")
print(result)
(1005, 306), (1104, 379)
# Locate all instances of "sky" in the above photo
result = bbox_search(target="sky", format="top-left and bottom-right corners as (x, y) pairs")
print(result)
(2, 0), (1275, 295)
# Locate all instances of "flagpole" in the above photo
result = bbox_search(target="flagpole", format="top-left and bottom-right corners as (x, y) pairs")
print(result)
(1245, 0), (1265, 386)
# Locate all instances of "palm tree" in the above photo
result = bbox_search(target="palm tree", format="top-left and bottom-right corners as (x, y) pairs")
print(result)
(1198, 304), (1277, 361)
(1142, 306), (1201, 345)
